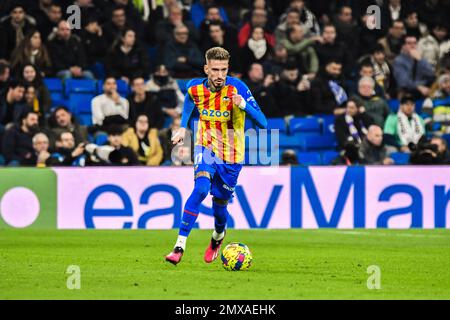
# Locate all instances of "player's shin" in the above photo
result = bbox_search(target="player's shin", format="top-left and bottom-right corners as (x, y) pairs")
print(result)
(212, 197), (228, 241)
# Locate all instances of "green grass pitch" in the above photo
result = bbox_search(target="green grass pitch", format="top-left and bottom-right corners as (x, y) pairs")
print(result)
(0, 229), (449, 299)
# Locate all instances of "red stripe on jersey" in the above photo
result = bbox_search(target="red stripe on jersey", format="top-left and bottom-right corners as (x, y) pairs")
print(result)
(203, 87), (211, 147)
(214, 91), (224, 160)
(191, 85), (201, 145)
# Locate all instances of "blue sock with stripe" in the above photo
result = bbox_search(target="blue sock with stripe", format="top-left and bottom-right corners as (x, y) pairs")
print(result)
(178, 177), (210, 237)
(213, 199), (228, 235)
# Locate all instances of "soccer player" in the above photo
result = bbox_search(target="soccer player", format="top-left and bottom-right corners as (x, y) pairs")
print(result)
(165, 47), (267, 265)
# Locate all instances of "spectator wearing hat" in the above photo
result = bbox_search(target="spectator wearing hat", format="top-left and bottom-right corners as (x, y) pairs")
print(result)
(384, 94), (426, 152)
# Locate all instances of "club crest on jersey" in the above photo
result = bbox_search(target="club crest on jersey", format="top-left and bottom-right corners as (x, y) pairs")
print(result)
(223, 96), (230, 102)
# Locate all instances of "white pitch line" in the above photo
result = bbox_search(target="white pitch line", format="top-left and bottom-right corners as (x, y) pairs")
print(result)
(326, 230), (448, 238)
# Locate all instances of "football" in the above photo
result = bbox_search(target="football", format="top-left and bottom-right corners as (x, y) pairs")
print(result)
(221, 242), (253, 271)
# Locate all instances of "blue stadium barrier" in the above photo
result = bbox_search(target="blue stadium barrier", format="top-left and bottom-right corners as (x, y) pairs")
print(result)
(97, 79), (130, 97)
(65, 79), (97, 97)
(390, 152), (410, 165)
(321, 150), (340, 165)
(289, 117), (321, 134)
(296, 151), (322, 166)
(267, 118), (287, 133)
(276, 132), (302, 149)
(88, 63), (106, 80)
(50, 98), (69, 109)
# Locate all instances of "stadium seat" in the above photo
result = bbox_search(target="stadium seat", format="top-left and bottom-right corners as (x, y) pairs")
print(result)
(296, 151), (322, 166)
(78, 113), (93, 126)
(44, 78), (64, 101)
(65, 79), (97, 97)
(390, 152), (410, 165)
(69, 94), (95, 114)
(97, 79), (130, 97)
(298, 134), (337, 151)
(317, 114), (335, 135)
(267, 118), (287, 133)
(289, 117), (321, 134)
(321, 150), (340, 165)
(276, 132), (303, 149)
(388, 99), (400, 113)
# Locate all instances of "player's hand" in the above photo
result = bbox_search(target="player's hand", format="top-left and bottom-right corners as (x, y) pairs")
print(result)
(171, 127), (186, 145)
(232, 93), (246, 110)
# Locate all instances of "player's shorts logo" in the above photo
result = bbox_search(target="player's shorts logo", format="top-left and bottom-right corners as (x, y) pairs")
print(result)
(222, 184), (235, 192)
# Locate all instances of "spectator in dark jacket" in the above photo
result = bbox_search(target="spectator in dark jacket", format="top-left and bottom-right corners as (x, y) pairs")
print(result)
(333, 5), (361, 62)
(268, 61), (311, 116)
(103, 5), (135, 47)
(155, 4), (199, 47)
(80, 16), (108, 67)
(334, 98), (374, 149)
(0, 62), (11, 97)
(47, 20), (94, 80)
(358, 125), (394, 165)
(314, 24), (353, 77)
(163, 25), (204, 79)
(2, 110), (39, 166)
(0, 80), (29, 136)
(308, 59), (348, 115)
(49, 130), (87, 166)
(48, 106), (88, 149)
(105, 28), (150, 83)
(0, 3), (36, 60)
(31, 2), (62, 41)
(128, 77), (165, 129)
(200, 20), (240, 75)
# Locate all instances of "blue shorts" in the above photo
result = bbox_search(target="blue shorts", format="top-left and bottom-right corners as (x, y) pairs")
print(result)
(194, 146), (243, 200)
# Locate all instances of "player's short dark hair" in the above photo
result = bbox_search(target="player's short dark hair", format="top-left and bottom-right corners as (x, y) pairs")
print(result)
(205, 47), (230, 62)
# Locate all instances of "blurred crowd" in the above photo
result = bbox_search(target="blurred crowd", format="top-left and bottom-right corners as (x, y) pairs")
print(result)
(0, 0), (450, 167)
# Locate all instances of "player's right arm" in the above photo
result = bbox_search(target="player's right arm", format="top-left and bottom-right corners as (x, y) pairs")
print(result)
(172, 89), (195, 145)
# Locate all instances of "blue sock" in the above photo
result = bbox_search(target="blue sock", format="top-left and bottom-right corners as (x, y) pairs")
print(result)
(213, 199), (229, 234)
(179, 177), (210, 237)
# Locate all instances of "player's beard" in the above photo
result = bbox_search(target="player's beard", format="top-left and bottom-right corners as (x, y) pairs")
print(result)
(209, 78), (224, 92)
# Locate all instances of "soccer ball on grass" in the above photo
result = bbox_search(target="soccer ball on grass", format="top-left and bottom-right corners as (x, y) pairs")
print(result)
(221, 242), (252, 271)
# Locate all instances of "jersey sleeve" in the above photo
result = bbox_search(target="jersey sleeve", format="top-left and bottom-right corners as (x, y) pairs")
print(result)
(233, 78), (268, 129)
(181, 90), (195, 128)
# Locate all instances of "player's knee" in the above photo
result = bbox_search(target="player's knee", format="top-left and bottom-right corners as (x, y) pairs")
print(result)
(213, 197), (228, 206)
(193, 177), (210, 199)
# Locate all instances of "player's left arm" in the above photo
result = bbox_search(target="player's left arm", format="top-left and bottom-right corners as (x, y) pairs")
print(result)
(232, 80), (268, 129)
